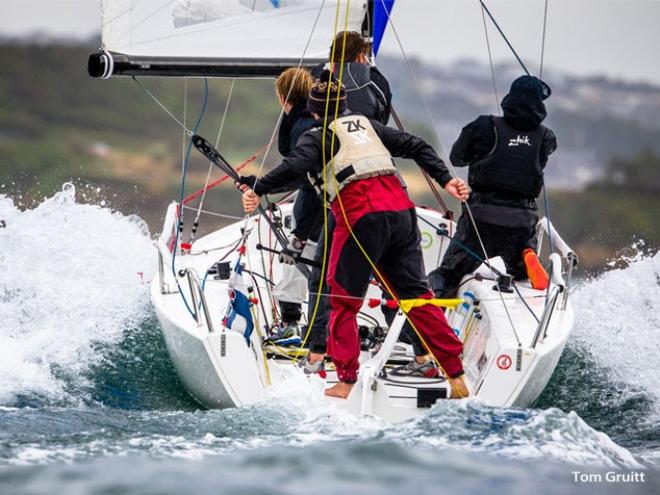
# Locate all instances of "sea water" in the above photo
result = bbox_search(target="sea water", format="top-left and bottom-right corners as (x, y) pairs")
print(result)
(0, 186), (658, 494)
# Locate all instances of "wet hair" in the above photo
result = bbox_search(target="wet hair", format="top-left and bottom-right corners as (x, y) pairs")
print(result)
(275, 67), (314, 106)
(329, 31), (370, 63)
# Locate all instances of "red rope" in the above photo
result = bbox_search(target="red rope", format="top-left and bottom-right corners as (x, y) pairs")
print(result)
(182, 143), (269, 206)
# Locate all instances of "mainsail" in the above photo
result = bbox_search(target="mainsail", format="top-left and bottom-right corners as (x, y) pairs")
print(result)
(89, 0), (379, 78)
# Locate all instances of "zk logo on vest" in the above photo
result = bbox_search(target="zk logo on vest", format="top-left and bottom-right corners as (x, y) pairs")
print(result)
(508, 135), (531, 147)
(342, 119), (372, 145)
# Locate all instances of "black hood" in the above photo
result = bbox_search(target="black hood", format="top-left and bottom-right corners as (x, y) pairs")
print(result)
(500, 91), (547, 131)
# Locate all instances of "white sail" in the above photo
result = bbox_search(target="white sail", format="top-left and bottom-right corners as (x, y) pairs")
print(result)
(101, 0), (366, 62)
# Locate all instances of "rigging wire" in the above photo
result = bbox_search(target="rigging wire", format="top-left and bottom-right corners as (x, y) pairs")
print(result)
(479, 1), (500, 114)
(131, 76), (193, 135)
(181, 205), (244, 222)
(538, 0), (555, 259)
(293, 0), (344, 358)
(171, 78), (209, 318)
(539, 0), (550, 78)
(189, 78), (237, 244)
(313, 1), (468, 395)
(244, 0), (329, 331)
(251, 0), (328, 191)
(478, 0), (530, 76)
(378, 0), (522, 348)
(476, 0), (557, 309)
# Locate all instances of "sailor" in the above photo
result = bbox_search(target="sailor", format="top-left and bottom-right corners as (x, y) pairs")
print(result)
(428, 76), (558, 298)
(302, 31), (394, 375)
(313, 30), (392, 124)
(306, 31), (443, 378)
(239, 71), (470, 399)
(267, 67), (318, 344)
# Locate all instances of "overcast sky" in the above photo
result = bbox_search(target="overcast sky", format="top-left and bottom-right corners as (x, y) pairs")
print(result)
(1, 0), (659, 84)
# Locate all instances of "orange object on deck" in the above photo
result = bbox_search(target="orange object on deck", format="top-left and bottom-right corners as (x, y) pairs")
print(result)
(522, 248), (549, 290)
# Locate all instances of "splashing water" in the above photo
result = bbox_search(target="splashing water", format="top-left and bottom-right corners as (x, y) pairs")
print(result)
(0, 184), (155, 406)
(0, 187), (659, 494)
(574, 251), (660, 404)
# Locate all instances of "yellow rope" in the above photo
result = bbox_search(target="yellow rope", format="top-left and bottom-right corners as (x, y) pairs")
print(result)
(293, 0), (344, 360)
(246, 238), (272, 385)
(399, 298), (463, 313)
(321, 0), (467, 397)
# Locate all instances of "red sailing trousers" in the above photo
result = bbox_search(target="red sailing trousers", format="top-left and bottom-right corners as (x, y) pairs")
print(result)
(326, 175), (464, 383)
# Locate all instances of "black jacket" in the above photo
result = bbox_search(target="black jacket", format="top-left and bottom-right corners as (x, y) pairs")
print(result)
(278, 103), (316, 156)
(450, 91), (558, 228)
(274, 103), (321, 241)
(312, 63), (392, 125)
(253, 113), (452, 197)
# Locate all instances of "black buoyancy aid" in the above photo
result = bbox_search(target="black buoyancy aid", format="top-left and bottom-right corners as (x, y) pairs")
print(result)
(338, 63), (387, 123)
(309, 114), (396, 202)
(468, 116), (545, 198)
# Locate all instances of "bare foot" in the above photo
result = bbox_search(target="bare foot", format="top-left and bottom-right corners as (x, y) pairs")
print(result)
(324, 382), (354, 399)
(448, 375), (470, 399)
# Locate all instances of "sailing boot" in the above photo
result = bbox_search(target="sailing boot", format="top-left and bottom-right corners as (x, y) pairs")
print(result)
(272, 323), (302, 347)
(299, 355), (327, 379)
(392, 358), (441, 378)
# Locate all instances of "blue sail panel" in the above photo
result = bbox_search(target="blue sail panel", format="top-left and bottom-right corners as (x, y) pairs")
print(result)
(373, 0), (396, 57)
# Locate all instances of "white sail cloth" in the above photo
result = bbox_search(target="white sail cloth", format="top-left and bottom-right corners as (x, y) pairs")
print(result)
(101, 0), (367, 61)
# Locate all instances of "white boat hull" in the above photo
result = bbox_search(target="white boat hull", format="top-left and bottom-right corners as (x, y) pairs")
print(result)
(151, 201), (575, 420)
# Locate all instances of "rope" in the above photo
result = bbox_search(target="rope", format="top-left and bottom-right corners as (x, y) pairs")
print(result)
(479, 1), (500, 114)
(131, 76), (192, 135)
(293, 0), (344, 359)
(314, 1), (468, 394)
(416, 214), (541, 324)
(251, 0), (328, 192)
(378, 0), (522, 348)
(390, 107), (450, 215)
(181, 151), (258, 206)
(189, 78), (237, 243)
(170, 78), (210, 319)
(539, 0), (550, 78)
(479, 0), (531, 75)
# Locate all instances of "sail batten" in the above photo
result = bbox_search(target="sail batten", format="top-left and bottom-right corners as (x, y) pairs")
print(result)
(92, 0), (370, 78)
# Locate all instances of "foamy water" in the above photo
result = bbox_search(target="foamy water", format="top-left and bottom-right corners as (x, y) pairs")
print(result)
(0, 186), (658, 494)
(573, 251), (660, 406)
(0, 184), (155, 405)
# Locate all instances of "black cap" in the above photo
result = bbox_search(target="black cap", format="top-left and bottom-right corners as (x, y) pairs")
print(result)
(307, 70), (347, 116)
(510, 75), (552, 100)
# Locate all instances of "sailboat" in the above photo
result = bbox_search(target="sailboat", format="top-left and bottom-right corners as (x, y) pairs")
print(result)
(89, 0), (578, 422)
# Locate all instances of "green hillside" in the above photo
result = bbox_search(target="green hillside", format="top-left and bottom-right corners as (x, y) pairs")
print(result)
(0, 41), (658, 271)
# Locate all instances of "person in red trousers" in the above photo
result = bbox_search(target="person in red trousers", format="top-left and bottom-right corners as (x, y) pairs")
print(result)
(240, 71), (469, 399)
